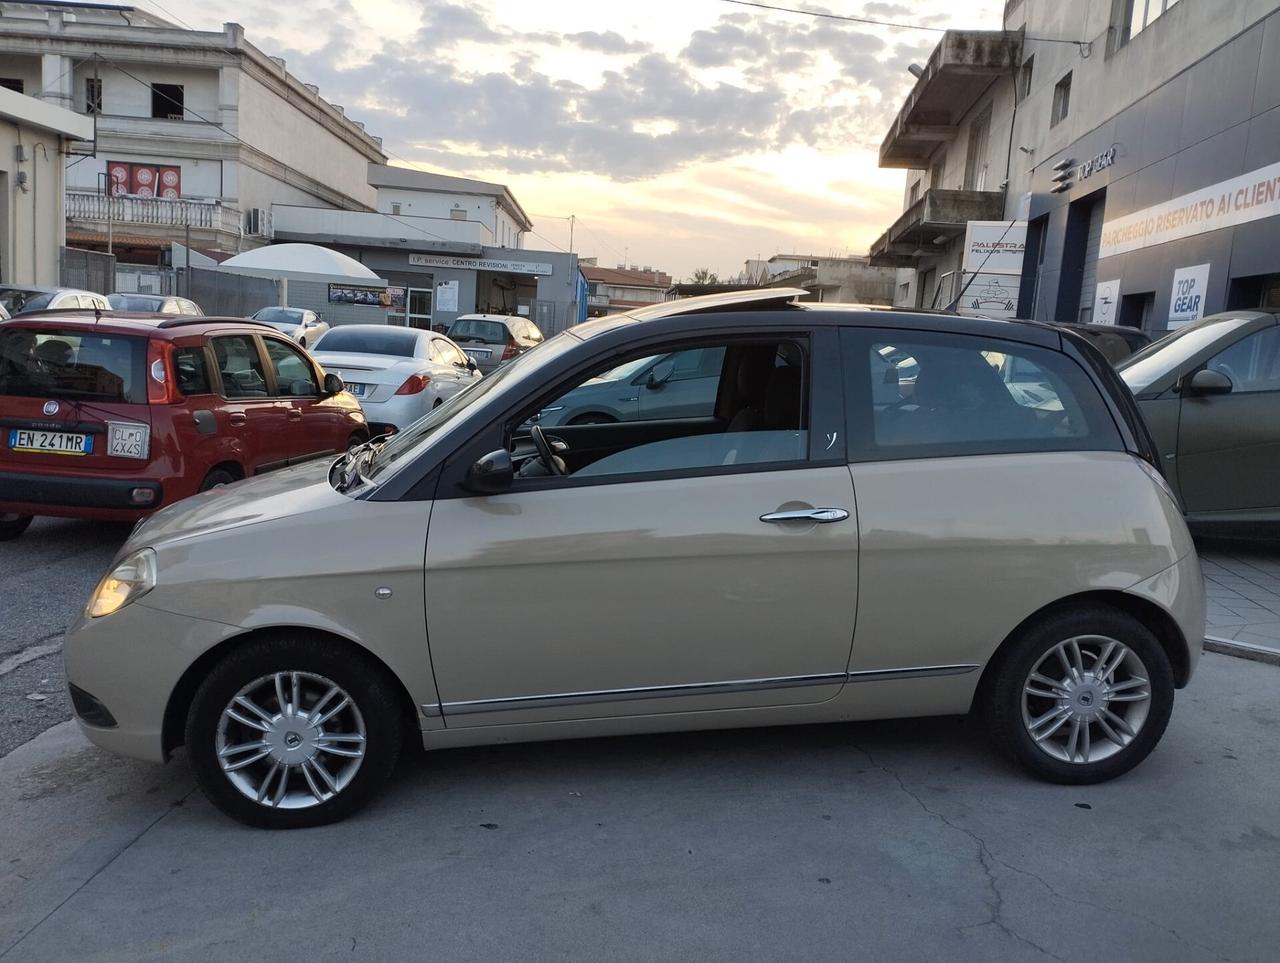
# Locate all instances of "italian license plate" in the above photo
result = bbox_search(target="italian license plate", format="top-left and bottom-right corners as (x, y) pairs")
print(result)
(108, 422), (150, 459)
(8, 428), (91, 455)
(465, 349), (491, 361)
(346, 383), (367, 397)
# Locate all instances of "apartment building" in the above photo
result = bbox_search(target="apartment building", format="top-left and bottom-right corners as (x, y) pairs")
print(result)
(0, 0), (386, 264)
(872, 0), (1280, 332)
(743, 253), (896, 304)
(580, 261), (672, 316)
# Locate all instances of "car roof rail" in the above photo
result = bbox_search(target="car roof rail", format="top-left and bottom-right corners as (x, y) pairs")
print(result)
(154, 316), (275, 330)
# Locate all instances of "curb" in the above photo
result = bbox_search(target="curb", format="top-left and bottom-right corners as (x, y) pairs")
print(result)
(1204, 635), (1280, 667)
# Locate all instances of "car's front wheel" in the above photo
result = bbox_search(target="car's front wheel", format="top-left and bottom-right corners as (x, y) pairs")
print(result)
(0, 513), (33, 541)
(185, 634), (405, 828)
(983, 605), (1174, 784)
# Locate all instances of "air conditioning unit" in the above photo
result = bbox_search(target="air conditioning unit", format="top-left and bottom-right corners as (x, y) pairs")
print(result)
(245, 207), (273, 238)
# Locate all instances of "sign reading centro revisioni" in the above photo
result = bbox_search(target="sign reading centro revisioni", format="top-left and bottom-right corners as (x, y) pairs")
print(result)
(1099, 160), (1280, 258)
(407, 253), (554, 275)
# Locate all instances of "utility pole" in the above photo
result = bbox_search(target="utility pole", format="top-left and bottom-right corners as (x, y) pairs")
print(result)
(184, 218), (191, 298)
(568, 214), (575, 253)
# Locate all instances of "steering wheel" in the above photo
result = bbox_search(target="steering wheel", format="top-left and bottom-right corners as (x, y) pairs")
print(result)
(530, 424), (566, 476)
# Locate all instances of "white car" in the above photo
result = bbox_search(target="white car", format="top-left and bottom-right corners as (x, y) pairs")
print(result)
(310, 324), (480, 434)
(251, 307), (330, 347)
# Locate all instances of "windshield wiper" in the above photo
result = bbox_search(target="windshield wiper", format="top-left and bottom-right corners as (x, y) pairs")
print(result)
(334, 435), (389, 492)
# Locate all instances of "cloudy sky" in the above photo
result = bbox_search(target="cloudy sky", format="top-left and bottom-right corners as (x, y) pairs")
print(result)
(171, 0), (1003, 277)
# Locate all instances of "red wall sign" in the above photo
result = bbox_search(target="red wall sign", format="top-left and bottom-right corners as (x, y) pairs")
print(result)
(108, 161), (181, 198)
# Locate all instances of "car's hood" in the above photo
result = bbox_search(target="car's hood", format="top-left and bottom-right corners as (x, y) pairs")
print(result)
(126, 458), (349, 551)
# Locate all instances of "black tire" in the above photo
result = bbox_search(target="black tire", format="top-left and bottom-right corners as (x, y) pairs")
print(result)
(568, 412), (617, 426)
(185, 633), (405, 829)
(982, 604), (1174, 785)
(346, 433), (367, 452)
(0, 513), (33, 541)
(198, 468), (238, 492)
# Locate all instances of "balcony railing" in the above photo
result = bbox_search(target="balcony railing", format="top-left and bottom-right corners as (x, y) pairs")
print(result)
(66, 190), (243, 235)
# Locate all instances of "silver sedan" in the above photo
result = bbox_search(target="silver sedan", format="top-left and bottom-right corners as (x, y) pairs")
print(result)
(310, 324), (480, 434)
(251, 307), (330, 347)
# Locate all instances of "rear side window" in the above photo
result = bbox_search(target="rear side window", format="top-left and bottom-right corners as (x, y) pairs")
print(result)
(0, 327), (146, 403)
(174, 346), (211, 395)
(449, 319), (507, 344)
(843, 328), (1121, 461)
(211, 335), (268, 398)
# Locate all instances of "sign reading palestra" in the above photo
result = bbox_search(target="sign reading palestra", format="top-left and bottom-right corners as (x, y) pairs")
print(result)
(408, 253), (554, 275)
(1099, 160), (1280, 259)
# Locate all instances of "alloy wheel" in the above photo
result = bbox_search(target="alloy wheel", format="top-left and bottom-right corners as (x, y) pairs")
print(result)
(216, 671), (367, 809)
(1020, 635), (1153, 765)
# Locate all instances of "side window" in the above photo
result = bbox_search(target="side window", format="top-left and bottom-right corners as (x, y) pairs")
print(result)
(436, 340), (467, 366)
(1204, 327), (1280, 393)
(212, 335), (268, 399)
(845, 328), (1122, 459)
(517, 339), (807, 480)
(263, 338), (319, 396)
(173, 346), (211, 395)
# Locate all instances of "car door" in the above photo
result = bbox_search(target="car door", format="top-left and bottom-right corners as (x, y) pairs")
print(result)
(209, 334), (292, 474)
(261, 335), (337, 462)
(1176, 322), (1280, 514)
(636, 346), (728, 420)
(422, 328), (858, 726)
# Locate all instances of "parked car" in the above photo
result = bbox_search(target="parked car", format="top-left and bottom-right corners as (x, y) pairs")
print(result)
(107, 294), (204, 316)
(0, 286), (110, 315)
(534, 347), (725, 426)
(63, 289), (1202, 828)
(0, 313), (367, 540)
(250, 307), (329, 347)
(447, 314), (543, 374)
(1054, 322), (1151, 364)
(1118, 310), (1280, 533)
(309, 324), (480, 434)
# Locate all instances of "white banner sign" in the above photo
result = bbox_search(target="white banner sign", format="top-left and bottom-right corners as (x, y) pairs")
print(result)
(436, 279), (459, 312)
(956, 273), (1020, 319)
(961, 221), (1028, 274)
(1099, 160), (1280, 259)
(408, 253), (554, 275)
(1092, 279), (1121, 325)
(1168, 263), (1211, 329)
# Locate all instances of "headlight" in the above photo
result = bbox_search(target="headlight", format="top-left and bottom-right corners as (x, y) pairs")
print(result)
(87, 549), (157, 618)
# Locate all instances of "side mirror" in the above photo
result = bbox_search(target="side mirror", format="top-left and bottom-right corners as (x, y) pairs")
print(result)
(465, 449), (514, 494)
(1187, 368), (1233, 396)
(466, 357), (479, 371)
(322, 372), (344, 396)
(646, 360), (675, 389)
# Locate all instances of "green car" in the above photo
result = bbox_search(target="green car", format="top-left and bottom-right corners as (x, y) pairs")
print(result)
(1119, 311), (1280, 533)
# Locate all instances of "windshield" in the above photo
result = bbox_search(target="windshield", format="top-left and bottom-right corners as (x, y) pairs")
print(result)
(253, 307), (305, 323)
(261, 320), (302, 333)
(0, 326), (146, 403)
(0, 289), (51, 315)
(314, 328), (420, 357)
(1118, 316), (1255, 393)
(108, 294), (165, 311)
(449, 318), (508, 344)
(367, 333), (576, 480)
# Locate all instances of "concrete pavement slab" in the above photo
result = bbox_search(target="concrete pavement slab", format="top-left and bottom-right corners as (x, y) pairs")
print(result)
(1, 652), (1278, 962)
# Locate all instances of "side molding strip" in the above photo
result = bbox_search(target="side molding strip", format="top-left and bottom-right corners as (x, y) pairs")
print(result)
(429, 664), (979, 717)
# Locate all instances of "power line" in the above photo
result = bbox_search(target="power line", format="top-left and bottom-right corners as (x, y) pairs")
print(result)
(526, 229), (568, 253)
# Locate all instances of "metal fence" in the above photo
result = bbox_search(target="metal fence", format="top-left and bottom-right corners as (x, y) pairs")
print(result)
(177, 267), (279, 318)
(60, 247), (116, 295)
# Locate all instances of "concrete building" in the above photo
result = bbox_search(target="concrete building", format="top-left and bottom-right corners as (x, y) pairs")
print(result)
(272, 165), (582, 334)
(744, 253), (896, 304)
(0, 0), (386, 264)
(580, 261), (672, 316)
(0, 84), (92, 286)
(871, 0), (1280, 333)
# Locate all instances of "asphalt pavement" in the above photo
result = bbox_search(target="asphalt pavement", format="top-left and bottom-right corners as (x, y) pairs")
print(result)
(0, 517), (127, 757)
(0, 651), (1277, 961)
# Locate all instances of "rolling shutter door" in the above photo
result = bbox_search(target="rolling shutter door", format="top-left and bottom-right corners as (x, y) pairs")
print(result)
(1078, 195), (1105, 321)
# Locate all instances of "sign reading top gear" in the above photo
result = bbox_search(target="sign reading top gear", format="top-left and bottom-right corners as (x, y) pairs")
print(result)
(1168, 264), (1211, 329)
(957, 221), (1028, 319)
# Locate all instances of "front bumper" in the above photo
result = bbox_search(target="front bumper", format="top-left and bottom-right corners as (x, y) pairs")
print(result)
(63, 600), (238, 763)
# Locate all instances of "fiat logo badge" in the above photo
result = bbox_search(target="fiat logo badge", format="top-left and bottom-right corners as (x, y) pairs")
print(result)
(42, 400), (59, 416)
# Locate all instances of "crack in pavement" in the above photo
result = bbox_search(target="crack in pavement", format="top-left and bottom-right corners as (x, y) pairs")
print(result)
(0, 786), (198, 960)
(0, 634), (64, 679)
(853, 744), (1229, 962)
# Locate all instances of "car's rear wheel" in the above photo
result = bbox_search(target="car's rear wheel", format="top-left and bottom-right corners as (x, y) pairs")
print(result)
(185, 634), (404, 829)
(199, 468), (238, 492)
(983, 605), (1174, 784)
(0, 513), (33, 541)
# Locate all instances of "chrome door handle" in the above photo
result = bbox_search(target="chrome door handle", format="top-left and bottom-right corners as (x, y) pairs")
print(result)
(760, 508), (849, 524)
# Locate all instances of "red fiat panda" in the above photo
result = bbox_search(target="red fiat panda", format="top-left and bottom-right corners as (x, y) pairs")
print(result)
(0, 312), (367, 539)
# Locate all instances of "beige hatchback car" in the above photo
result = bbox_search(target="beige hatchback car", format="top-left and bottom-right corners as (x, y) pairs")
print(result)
(64, 290), (1204, 828)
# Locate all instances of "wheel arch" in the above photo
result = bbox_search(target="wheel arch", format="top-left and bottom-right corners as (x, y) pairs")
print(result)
(206, 459), (245, 482)
(970, 589), (1193, 713)
(161, 625), (420, 758)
